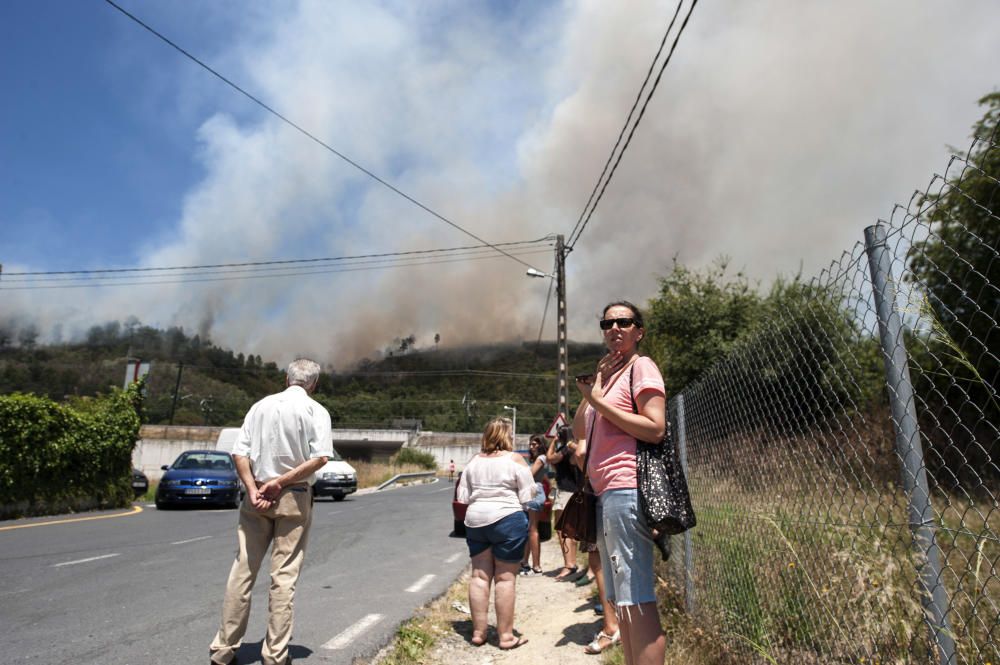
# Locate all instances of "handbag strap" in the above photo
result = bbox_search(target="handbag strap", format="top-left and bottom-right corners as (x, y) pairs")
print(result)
(581, 358), (637, 489)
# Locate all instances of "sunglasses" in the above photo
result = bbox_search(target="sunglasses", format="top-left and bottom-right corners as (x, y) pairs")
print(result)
(599, 317), (637, 331)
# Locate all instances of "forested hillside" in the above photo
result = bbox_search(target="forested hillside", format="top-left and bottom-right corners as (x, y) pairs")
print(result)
(0, 322), (605, 433)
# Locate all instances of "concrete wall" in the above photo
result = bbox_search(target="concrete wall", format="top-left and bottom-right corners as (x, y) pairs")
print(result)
(132, 425), (529, 479)
(408, 431), (531, 472)
(132, 425), (224, 480)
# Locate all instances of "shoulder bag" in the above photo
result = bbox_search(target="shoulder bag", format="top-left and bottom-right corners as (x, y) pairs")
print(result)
(629, 364), (697, 535)
(554, 412), (597, 545)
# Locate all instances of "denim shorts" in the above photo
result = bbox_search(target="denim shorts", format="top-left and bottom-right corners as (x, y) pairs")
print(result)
(597, 488), (656, 606)
(524, 482), (545, 512)
(466, 511), (529, 563)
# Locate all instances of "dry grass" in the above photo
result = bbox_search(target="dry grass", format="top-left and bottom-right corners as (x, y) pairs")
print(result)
(352, 461), (432, 489)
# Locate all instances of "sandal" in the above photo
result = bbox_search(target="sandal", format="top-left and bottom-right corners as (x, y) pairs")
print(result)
(499, 636), (529, 650)
(554, 565), (578, 580)
(584, 629), (620, 654)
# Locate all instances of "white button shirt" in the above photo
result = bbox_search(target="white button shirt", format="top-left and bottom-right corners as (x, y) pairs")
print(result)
(231, 385), (333, 484)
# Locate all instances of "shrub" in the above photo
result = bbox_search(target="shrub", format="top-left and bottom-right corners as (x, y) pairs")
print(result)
(0, 384), (141, 518)
(393, 447), (438, 470)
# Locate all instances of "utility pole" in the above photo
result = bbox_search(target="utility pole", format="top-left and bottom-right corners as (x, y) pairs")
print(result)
(527, 235), (570, 422)
(556, 234), (569, 421)
(168, 362), (184, 425)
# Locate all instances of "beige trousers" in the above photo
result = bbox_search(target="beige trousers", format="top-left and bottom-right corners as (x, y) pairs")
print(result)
(209, 485), (313, 665)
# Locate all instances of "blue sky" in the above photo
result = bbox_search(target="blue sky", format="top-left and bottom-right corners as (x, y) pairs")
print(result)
(1, 1), (998, 364)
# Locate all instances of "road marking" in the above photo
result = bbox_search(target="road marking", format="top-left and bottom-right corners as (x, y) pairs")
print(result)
(321, 613), (383, 650)
(0, 506), (143, 532)
(436, 485), (455, 493)
(52, 553), (120, 568)
(445, 552), (463, 564)
(406, 574), (436, 593)
(170, 535), (213, 545)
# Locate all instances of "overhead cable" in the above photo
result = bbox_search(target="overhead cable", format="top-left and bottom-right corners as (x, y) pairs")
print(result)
(102, 0), (536, 270)
(2, 237), (554, 277)
(567, 0), (699, 250)
(0, 246), (552, 290)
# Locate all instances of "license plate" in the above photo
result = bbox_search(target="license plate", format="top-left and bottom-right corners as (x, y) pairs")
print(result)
(132, 482), (146, 488)
(184, 488), (211, 495)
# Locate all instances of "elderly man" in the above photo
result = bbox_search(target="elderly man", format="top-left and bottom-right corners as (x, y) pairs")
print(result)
(209, 358), (332, 665)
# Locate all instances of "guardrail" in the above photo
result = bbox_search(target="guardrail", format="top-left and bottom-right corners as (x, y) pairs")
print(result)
(376, 472), (437, 490)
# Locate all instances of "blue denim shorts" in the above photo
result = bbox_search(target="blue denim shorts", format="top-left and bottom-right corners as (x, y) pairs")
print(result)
(466, 511), (529, 563)
(597, 488), (656, 606)
(524, 482), (545, 512)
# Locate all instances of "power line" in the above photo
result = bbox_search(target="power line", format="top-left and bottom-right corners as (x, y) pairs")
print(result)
(3, 237), (554, 277)
(535, 274), (555, 348)
(0, 249), (549, 291)
(102, 0), (537, 270)
(566, 0), (699, 250)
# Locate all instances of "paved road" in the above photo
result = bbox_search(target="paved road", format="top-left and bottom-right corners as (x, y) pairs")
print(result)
(0, 479), (467, 664)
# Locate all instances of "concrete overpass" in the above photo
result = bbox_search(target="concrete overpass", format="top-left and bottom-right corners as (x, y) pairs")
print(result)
(133, 425), (529, 478)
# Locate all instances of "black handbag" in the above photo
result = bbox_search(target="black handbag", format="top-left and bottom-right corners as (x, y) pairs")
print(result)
(630, 365), (696, 535)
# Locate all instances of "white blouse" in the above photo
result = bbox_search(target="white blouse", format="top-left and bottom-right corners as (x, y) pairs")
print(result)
(456, 452), (536, 528)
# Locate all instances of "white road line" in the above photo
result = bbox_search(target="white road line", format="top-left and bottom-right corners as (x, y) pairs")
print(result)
(405, 574), (436, 593)
(52, 553), (120, 568)
(170, 535), (213, 545)
(321, 613), (384, 650)
(445, 552), (463, 564)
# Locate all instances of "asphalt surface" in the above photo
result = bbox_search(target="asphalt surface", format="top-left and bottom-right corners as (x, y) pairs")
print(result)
(0, 479), (467, 664)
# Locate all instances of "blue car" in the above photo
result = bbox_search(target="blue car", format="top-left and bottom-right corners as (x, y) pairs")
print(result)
(155, 450), (242, 509)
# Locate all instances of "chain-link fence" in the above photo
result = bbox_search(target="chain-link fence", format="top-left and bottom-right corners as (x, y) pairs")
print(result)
(667, 133), (998, 664)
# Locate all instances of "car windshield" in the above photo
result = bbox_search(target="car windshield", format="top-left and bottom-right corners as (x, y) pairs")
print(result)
(173, 452), (234, 471)
(329, 446), (343, 461)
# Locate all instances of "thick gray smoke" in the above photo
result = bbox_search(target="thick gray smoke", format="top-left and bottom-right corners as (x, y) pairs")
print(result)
(3, 1), (998, 365)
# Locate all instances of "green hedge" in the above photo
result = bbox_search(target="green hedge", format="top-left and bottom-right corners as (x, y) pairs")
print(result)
(0, 384), (141, 519)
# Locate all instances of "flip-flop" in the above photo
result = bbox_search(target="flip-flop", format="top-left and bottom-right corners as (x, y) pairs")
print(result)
(499, 637), (529, 650)
(554, 566), (578, 580)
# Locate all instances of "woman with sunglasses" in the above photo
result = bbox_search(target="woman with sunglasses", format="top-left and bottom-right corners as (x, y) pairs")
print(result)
(572, 301), (666, 665)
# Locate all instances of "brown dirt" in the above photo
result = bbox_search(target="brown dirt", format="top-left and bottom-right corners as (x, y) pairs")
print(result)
(416, 538), (611, 665)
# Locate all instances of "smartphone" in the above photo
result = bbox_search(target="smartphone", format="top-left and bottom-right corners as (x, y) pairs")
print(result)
(575, 373), (595, 384)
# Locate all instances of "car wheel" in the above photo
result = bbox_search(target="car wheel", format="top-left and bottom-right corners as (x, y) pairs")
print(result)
(333, 494), (346, 501)
(155, 499), (169, 510)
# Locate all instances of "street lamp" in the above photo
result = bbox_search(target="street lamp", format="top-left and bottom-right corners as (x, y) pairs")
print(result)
(525, 268), (549, 278)
(503, 405), (517, 448)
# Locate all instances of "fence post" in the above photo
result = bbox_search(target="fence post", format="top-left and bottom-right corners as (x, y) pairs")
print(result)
(864, 223), (956, 665)
(676, 394), (695, 614)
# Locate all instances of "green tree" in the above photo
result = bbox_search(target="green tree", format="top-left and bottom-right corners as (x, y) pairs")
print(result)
(645, 257), (764, 394)
(907, 91), (999, 483)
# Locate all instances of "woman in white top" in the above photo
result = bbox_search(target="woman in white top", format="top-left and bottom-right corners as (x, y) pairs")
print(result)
(456, 417), (535, 650)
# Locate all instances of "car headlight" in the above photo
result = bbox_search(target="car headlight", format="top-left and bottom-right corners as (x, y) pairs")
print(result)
(341, 473), (355, 480)
(162, 479), (181, 487)
(219, 480), (237, 487)
(322, 472), (335, 480)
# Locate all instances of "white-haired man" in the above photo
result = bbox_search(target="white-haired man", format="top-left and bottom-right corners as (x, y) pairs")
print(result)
(210, 358), (332, 665)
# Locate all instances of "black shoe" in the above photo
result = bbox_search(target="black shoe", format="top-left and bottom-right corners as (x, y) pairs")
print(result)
(654, 533), (671, 560)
